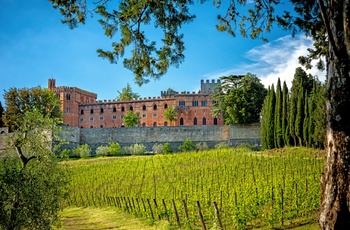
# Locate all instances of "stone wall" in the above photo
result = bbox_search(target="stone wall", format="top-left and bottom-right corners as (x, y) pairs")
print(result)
(58, 124), (260, 152)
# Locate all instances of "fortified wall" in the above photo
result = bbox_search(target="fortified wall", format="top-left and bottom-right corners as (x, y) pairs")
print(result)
(58, 124), (260, 152)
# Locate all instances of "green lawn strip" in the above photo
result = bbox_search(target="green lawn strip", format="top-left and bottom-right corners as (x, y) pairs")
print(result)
(59, 206), (170, 230)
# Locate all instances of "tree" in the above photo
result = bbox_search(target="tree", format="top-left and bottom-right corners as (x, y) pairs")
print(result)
(3, 87), (62, 131)
(0, 101), (4, 127)
(116, 83), (140, 100)
(0, 110), (67, 230)
(281, 81), (290, 146)
(123, 110), (140, 127)
(274, 78), (283, 148)
(211, 73), (267, 124)
(50, 0), (350, 227)
(164, 105), (177, 126)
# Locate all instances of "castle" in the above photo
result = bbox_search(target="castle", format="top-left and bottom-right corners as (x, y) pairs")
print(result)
(48, 79), (224, 128)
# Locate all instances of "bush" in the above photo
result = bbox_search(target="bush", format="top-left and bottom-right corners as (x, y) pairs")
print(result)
(178, 139), (196, 152)
(237, 142), (259, 151)
(59, 149), (72, 159)
(195, 142), (209, 151)
(132, 143), (146, 155)
(215, 142), (229, 149)
(73, 144), (92, 158)
(108, 142), (121, 156)
(163, 143), (173, 154)
(121, 146), (133, 155)
(152, 143), (163, 154)
(95, 145), (109, 157)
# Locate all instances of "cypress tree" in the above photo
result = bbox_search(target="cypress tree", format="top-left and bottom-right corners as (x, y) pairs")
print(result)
(295, 86), (305, 146)
(266, 84), (275, 149)
(274, 78), (283, 148)
(0, 101), (4, 127)
(303, 91), (309, 147)
(281, 81), (290, 146)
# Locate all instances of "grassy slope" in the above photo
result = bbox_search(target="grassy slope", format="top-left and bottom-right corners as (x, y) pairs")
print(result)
(59, 206), (170, 230)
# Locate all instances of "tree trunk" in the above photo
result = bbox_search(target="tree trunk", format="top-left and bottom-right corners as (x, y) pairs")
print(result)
(319, 0), (350, 229)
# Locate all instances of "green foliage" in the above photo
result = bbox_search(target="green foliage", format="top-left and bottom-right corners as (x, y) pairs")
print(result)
(116, 83), (140, 100)
(3, 87), (62, 131)
(60, 148), (73, 159)
(152, 143), (164, 154)
(122, 143), (146, 155)
(108, 142), (122, 156)
(95, 145), (110, 157)
(123, 110), (140, 127)
(211, 73), (267, 124)
(195, 142), (209, 151)
(163, 105), (177, 126)
(73, 144), (92, 158)
(162, 143), (173, 154)
(178, 139), (196, 152)
(0, 101), (4, 127)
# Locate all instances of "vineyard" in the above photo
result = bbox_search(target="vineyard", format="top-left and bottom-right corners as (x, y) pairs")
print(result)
(63, 147), (324, 229)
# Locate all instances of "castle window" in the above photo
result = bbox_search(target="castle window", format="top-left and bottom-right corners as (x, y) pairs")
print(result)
(112, 115), (117, 120)
(129, 106), (133, 111)
(164, 122), (168, 126)
(66, 107), (70, 113)
(81, 109), (84, 115)
(90, 126), (93, 128)
(142, 114), (146, 118)
(80, 118), (84, 122)
(142, 122), (146, 127)
(214, 118), (218, 125)
(142, 105), (146, 111)
(100, 116), (104, 121)
(194, 117), (197, 125)
(153, 122), (157, 127)
(212, 100), (218, 106)
(180, 118), (184, 126)
(66, 94), (70, 100)
(90, 109), (94, 114)
(192, 101), (198, 107)
(113, 107), (117, 112)
(121, 106), (125, 112)
(100, 108), (104, 113)
(179, 101), (185, 106)
(202, 117), (207, 125)
(201, 101), (207, 106)
(153, 104), (157, 110)
(153, 113), (157, 117)
(100, 125), (103, 128)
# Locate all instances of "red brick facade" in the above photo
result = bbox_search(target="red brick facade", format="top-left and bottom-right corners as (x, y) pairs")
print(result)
(48, 79), (224, 128)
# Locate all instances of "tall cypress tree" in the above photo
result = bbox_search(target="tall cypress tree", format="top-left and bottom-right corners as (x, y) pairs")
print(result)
(295, 86), (305, 146)
(0, 101), (4, 127)
(303, 91), (309, 147)
(266, 84), (275, 149)
(274, 78), (283, 148)
(260, 88), (270, 150)
(281, 81), (290, 146)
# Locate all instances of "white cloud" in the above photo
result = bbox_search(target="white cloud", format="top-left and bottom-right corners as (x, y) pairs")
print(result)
(203, 34), (326, 88)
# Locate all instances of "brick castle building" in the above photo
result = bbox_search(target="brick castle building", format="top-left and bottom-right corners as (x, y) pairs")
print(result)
(48, 79), (224, 128)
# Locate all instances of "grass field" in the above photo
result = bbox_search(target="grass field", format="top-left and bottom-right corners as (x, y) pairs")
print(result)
(61, 147), (324, 229)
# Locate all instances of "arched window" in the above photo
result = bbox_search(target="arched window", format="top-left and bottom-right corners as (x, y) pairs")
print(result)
(153, 104), (157, 110)
(90, 126), (93, 128)
(66, 94), (70, 100)
(130, 106), (133, 111)
(214, 118), (218, 125)
(153, 122), (157, 127)
(100, 108), (104, 113)
(100, 125), (103, 128)
(113, 107), (117, 112)
(121, 106), (125, 112)
(142, 122), (146, 127)
(142, 105), (146, 111)
(81, 109), (84, 115)
(194, 117), (197, 125)
(90, 109), (94, 114)
(202, 118), (207, 126)
(180, 118), (184, 126)
(164, 122), (168, 126)
(164, 104), (168, 109)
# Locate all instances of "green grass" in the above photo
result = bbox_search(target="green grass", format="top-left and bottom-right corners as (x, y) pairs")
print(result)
(58, 206), (171, 230)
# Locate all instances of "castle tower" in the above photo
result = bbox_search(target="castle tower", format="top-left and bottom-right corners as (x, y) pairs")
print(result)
(200, 79), (221, 94)
(48, 79), (56, 90)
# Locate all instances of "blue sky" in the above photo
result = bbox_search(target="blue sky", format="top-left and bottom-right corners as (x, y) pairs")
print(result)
(0, 0), (325, 105)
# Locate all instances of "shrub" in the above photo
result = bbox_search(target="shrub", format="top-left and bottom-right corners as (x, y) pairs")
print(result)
(121, 146), (133, 155)
(178, 139), (196, 152)
(163, 143), (173, 154)
(108, 142), (121, 156)
(73, 144), (92, 158)
(215, 142), (229, 149)
(95, 145), (109, 157)
(152, 143), (163, 154)
(237, 142), (258, 151)
(132, 143), (146, 155)
(59, 149), (72, 159)
(195, 142), (209, 151)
